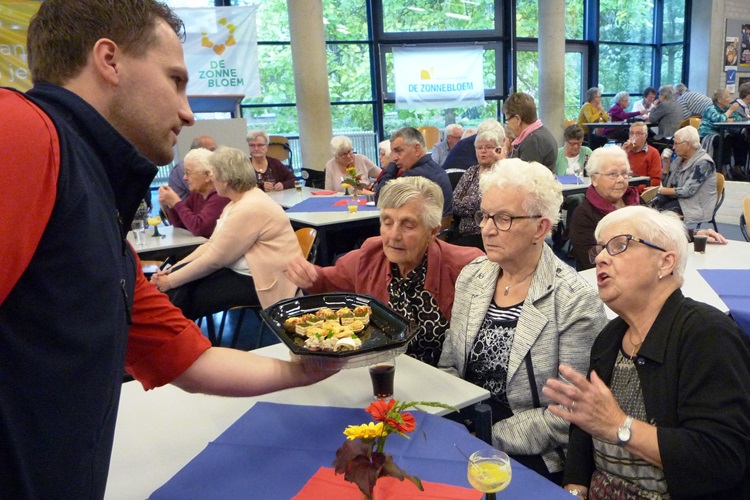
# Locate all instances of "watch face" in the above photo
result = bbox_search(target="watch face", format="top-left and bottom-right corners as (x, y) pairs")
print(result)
(618, 427), (631, 443)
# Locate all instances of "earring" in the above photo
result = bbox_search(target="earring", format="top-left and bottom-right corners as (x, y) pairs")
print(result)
(658, 274), (663, 280)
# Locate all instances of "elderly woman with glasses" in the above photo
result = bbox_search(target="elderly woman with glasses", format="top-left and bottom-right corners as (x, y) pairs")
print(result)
(324, 135), (381, 192)
(544, 206), (750, 499)
(439, 159), (607, 484)
(652, 126), (717, 225)
(569, 147), (640, 271)
(246, 129), (295, 192)
(285, 176), (483, 367)
(451, 127), (506, 250)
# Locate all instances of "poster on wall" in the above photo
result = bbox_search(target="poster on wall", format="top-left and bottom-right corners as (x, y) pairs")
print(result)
(741, 24), (750, 66)
(175, 6), (260, 97)
(0, 1), (41, 91)
(725, 37), (739, 69)
(726, 68), (737, 94)
(393, 46), (485, 110)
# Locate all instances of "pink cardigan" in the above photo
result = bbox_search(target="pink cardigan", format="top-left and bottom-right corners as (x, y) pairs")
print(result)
(306, 237), (484, 322)
(167, 188), (301, 308)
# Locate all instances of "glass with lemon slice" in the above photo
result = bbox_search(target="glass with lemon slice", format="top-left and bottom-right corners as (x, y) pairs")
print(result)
(147, 215), (163, 237)
(467, 449), (512, 494)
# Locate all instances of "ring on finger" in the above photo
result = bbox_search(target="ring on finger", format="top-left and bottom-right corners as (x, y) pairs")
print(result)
(570, 401), (576, 412)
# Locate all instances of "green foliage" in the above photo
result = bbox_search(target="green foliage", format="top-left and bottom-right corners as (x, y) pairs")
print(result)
(381, 0), (494, 33)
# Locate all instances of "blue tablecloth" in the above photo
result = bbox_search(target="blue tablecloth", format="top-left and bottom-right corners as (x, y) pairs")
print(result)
(150, 402), (569, 499)
(557, 175), (586, 185)
(698, 269), (750, 337)
(286, 197), (379, 213)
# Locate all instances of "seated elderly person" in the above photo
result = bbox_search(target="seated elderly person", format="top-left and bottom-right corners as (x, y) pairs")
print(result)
(324, 135), (381, 192)
(152, 147), (300, 319)
(378, 139), (391, 169)
(158, 148), (229, 238)
(621, 121), (661, 191)
(652, 126), (717, 225)
(439, 159), (607, 484)
(168, 135), (217, 200)
(602, 92), (647, 142)
(632, 86), (657, 117)
(372, 127), (453, 216)
(285, 177), (483, 366)
(544, 206), (750, 499)
(451, 127), (506, 250)
(430, 123), (463, 167)
(697, 88), (746, 173)
(578, 87), (610, 149)
(556, 125), (593, 176)
(648, 85), (684, 141)
(504, 92), (558, 171)
(569, 147), (640, 271)
(246, 129), (295, 192)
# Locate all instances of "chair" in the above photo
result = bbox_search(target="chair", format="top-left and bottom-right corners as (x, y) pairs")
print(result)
(741, 196), (750, 242)
(689, 117), (702, 129)
(267, 135), (292, 168)
(445, 168), (465, 190)
(694, 172), (725, 232)
(418, 126), (441, 151)
(563, 119), (577, 129)
(677, 118), (691, 129)
(207, 227), (318, 349)
(301, 168), (326, 189)
(640, 186), (659, 204)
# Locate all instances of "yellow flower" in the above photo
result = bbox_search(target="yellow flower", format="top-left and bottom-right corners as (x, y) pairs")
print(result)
(346, 166), (357, 176)
(344, 422), (385, 440)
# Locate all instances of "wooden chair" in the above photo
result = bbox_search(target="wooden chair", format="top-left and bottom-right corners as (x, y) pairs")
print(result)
(563, 119), (577, 129)
(689, 117), (701, 129)
(640, 186), (659, 204)
(267, 135), (292, 168)
(418, 126), (441, 151)
(677, 118), (691, 129)
(207, 227), (318, 349)
(695, 173), (725, 232)
(741, 195), (750, 242)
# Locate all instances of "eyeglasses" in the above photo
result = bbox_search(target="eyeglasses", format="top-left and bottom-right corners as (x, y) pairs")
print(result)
(588, 234), (667, 264)
(249, 143), (268, 149)
(475, 145), (501, 152)
(595, 171), (630, 180)
(474, 211), (542, 231)
(673, 140), (686, 146)
(504, 114), (518, 122)
(337, 149), (355, 157)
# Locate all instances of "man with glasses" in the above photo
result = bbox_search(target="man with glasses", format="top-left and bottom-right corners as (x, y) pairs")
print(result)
(622, 122), (662, 191)
(430, 123), (463, 167)
(503, 92), (558, 172)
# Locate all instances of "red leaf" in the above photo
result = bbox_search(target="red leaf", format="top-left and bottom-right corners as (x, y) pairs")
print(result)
(332, 439), (371, 474)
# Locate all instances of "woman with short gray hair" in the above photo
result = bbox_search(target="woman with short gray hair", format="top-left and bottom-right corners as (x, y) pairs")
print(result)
(604, 91), (648, 141)
(324, 135), (381, 192)
(285, 176), (483, 366)
(245, 129), (295, 192)
(439, 159), (607, 483)
(697, 88), (746, 171)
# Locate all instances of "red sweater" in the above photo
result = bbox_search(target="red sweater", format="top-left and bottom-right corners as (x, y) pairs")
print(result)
(627, 145), (662, 191)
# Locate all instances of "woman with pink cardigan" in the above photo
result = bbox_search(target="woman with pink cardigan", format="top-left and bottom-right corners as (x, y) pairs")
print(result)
(152, 147), (300, 319)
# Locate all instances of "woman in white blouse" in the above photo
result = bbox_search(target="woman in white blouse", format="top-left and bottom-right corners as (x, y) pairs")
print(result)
(324, 135), (381, 192)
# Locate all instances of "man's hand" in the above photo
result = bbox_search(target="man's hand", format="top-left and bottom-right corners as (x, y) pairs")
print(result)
(284, 254), (319, 289)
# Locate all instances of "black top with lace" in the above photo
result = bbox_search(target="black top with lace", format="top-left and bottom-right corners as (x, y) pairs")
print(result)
(465, 300), (522, 422)
(388, 256), (448, 367)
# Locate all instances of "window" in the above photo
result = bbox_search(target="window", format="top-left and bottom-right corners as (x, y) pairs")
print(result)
(381, 0), (495, 34)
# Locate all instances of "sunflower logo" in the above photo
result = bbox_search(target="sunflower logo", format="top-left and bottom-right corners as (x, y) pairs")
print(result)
(200, 17), (237, 56)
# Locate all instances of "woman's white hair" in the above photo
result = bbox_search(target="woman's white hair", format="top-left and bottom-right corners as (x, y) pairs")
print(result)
(330, 135), (353, 157)
(246, 129), (269, 144)
(377, 176), (443, 230)
(586, 146), (630, 176)
(378, 139), (391, 157)
(183, 148), (213, 173)
(479, 158), (563, 225)
(674, 126), (700, 149)
(594, 205), (687, 284)
(474, 128), (505, 147)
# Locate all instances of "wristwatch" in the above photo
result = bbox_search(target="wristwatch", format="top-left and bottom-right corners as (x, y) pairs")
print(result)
(568, 488), (587, 498)
(617, 415), (634, 446)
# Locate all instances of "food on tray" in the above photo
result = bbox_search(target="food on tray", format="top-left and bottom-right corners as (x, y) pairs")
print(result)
(284, 305), (373, 352)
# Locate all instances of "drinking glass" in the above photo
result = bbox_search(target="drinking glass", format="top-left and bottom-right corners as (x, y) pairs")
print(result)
(131, 220), (146, 246)
(347, 198), (359, 213)
(368, 358), (395, 399)
(294, 179), (304, 194)
(466, 449), (512, 494)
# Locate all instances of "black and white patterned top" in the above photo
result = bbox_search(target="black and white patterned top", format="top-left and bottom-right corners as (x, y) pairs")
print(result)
(464, 300), (523, 422)
(388, 256), (448, 367)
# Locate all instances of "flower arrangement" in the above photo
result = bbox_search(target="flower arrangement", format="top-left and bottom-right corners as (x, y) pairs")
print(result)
(341, 166), (363, 193)
(332, 398), (455, 499)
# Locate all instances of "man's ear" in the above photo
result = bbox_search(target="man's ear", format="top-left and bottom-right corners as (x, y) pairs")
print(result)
(90, 38), (121, 85)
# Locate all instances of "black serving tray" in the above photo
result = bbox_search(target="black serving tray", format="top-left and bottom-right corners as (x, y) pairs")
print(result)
(261, 293), (415, 361)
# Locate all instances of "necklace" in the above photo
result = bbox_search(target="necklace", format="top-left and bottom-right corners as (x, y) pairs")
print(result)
(501, 268), (536, 296)
(628, 329), (645, 358)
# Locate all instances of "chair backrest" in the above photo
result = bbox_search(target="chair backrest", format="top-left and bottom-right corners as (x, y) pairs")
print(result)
(741, 195), (750, 241)
(677, 118), (691, 129)
(563, 119), (577, 128)
(300, 168), (326, 189)
(295, 227), (318, 262)
(267, 135), (291, 165)
(417, 126), (441, 151)
(445, 168), (465, 190)
(689, 117), (701, 129)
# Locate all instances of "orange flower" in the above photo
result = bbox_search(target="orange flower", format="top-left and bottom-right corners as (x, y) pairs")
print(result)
(366, 399), (416, 434)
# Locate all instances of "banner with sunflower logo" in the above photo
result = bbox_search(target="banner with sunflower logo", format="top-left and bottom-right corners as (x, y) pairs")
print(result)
(175, 6), (260, 97)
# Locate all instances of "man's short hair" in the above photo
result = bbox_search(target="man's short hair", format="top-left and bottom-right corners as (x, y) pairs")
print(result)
(190, 136), (217, 151)
(444, 124), (462, 137)
(503, 92), (538, 124)
(630, 121), (648, 134)
(675, 83), (688, 95)
(390, 127), (425, 149)
(739, 82), (750, 100)
(28, 0), (183, 86)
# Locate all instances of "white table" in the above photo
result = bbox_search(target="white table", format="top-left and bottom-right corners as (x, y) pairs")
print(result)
(265, 185), (320, 208)
(580, 240), (750, 319)
(105, 343), (489, 500)
(559, 176), (649, 196)
(128, 225), (207, 257)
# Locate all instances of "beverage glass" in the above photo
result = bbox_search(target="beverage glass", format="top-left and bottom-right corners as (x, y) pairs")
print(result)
(466, 449), (512, 494)
(368, 359), (395, 399)
(347, 198), (359, 213)
(693, 234), (708, 253)
(294, 179), (304, 194)
(131, 220), (146, 246)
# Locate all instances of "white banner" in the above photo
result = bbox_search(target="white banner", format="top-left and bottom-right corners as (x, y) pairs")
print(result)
(393, 46), (485, 110)
(175, 6), (260, 97)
